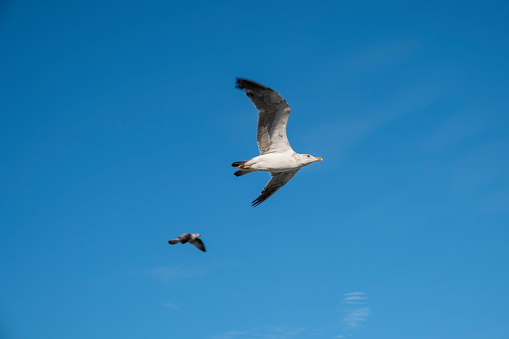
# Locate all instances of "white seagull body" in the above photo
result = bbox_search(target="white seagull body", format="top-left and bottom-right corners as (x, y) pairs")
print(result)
(233, 78), (322, 206)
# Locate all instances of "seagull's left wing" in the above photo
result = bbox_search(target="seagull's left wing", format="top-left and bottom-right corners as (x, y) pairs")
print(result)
(252, 170), (299, 207)
(189, 238), (206, 252)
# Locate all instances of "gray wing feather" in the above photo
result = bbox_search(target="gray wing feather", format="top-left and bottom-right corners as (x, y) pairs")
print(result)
(189, 238), (206, 252)
(252, 170), (299, 207)
(236, 78), (292, 154)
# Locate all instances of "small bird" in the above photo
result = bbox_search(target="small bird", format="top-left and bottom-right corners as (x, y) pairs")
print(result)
(233, 78), (323, 206)
(168, 233), (206, 252)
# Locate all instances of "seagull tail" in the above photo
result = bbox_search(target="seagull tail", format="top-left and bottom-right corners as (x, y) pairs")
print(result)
(232, 160), (248, 167)
(168, 240), (180, 245)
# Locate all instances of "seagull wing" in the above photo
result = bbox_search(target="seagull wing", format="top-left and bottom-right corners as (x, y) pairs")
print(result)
(252, 170), (299, 207)
(236, 78), (292, 155)
(189, 238), (206, 252)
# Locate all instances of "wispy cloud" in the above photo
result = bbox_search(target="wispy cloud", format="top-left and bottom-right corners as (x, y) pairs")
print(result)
(343, 292), (369, 304)
(211, 330), (248, 339)
(421, 109), (493, 152)
(337, 292), (370, 337)
(211, 325), (304, 339)
(211, 292), (371, 338)
(162, 301), (180, 310)
(305, 81), (444, 167)
(143, 265), (205, 283)
(342, 39), (422, 71)
(343, 307), (370, 330)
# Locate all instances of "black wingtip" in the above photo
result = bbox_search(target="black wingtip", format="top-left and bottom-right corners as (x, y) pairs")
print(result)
(235, 77), (243, 89)
(251, 198), (262, 207)
(235, 78), (270, 91)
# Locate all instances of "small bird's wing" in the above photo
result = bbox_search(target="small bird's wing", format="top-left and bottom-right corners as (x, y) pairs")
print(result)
(236, 78), (292, 155)
(179, 233), (191, 244)
(189, 238), (206, 252)
(252, 170), (299, 207)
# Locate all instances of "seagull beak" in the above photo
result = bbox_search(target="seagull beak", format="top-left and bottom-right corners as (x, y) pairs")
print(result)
(317, 158), (323, 161)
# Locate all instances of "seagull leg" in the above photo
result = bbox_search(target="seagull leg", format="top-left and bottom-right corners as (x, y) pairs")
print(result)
(238, 165), (251, 169)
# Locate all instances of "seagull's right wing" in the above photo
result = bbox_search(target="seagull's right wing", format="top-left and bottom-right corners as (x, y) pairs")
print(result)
(252, 170), (299, 207)
(190, 238), (206, 252)
(236, 78), (292, 155)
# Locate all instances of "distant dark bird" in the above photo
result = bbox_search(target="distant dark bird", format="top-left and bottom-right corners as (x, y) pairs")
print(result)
(168, 233), (206, 252)
(233, 78), (323, 206)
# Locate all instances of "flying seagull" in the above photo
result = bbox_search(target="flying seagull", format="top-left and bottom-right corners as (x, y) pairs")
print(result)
(168, 233), (206, 252)
(233, 78), (323, 206)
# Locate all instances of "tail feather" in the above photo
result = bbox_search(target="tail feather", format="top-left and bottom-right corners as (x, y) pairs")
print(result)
(168, 240), (179, 245)
(232, 160), (248, 167)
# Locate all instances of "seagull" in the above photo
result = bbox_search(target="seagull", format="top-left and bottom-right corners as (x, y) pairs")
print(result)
(168, 233), (206, 252)
(233, 78), (323, 206)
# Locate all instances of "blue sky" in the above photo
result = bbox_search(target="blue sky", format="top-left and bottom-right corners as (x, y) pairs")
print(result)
(1, 0), (508, 338)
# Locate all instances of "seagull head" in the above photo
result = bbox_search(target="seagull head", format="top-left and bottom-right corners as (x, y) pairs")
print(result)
(301, 154), (323, 165)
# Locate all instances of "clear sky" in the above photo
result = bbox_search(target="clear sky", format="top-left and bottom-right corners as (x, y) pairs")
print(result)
(1, 1), (508, 338)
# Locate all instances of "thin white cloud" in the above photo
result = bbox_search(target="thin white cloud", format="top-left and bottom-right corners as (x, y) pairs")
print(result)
(211, 325), (304, 339)
(342, 307), (370, 330)
(304, 80), (444, 167)
(343, 296), (368, 303)
(162, 301), (180, 310)
(212, 293), (371, 339)
(421, 109), (492, 152)
(343, 292), (369, 304)
(337, 292), (370, 337)
(211, 330), (249, 339)
(342, 39), (423, 71)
